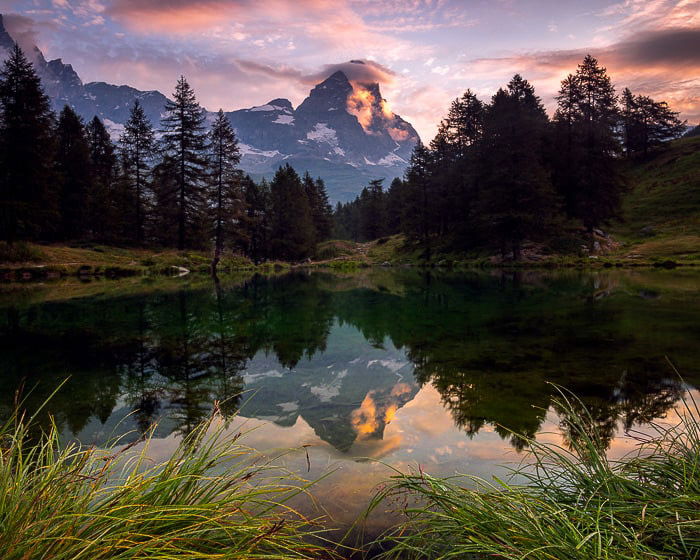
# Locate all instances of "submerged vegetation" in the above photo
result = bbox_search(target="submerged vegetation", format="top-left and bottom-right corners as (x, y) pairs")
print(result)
(369, 387), (700, 560)
(0, 396), (328, 559)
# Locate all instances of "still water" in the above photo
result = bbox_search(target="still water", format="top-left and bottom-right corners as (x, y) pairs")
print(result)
(1, 268), (699, 533)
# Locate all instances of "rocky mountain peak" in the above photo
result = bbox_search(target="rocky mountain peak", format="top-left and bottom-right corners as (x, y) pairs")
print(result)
(297, 70), (353, 116)
(0, 14), (16, 51)
(267, 98), (293, 111)
(0, 16), (419, 202)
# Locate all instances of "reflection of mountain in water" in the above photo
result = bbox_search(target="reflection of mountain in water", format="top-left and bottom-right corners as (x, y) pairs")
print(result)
(241, 326), (418, 451)
(0, 270), (698, 451)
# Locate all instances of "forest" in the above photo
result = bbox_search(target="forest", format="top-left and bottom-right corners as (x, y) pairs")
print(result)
(0, 45), (688, 266)
(0, 44), (333, 267)
(334, 56), (687, 260)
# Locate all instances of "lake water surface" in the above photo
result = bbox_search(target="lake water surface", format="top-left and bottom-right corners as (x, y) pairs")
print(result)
(2, 268), (699, 536)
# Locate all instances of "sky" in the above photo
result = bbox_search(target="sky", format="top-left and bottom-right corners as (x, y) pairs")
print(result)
(1, 0), (698, 141)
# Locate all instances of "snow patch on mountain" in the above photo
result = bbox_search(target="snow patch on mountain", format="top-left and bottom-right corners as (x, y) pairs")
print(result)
(307, 123), (338, 146)
(239, 143), (283, 158)
(273, 114), (295, 125)
(377, 152), (408, 166)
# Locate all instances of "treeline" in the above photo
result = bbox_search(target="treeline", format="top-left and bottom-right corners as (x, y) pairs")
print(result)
(334, 56), (686, 259)
(0, 45), (332, 264)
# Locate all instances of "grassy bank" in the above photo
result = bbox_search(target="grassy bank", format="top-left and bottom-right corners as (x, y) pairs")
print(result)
(0, 242), (292, 280)
(2, 383), (699, 558)
(368, 387), (700, 560)
(0, 398), (329, 559)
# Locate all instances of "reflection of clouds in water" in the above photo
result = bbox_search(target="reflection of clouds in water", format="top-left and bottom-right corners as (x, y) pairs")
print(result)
(128, 387), (700, 532)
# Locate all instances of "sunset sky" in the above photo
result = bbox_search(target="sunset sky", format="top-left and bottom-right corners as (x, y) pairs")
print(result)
(2, 0), (698, 141)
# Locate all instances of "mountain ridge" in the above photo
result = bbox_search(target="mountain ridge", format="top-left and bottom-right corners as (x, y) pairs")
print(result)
(0, 15), (419, 201)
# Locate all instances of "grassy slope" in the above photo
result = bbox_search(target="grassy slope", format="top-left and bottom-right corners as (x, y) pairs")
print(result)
(612, 136), (700, 260)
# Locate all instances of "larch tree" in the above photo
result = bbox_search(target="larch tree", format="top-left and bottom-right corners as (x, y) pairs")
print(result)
(243, 176), (271, 263)
(269, 164), (314, 261)
(207, 109), (245, 274)
(160, 76), (209, 250)
(55, 105), (92, 240)
(621, 88), (686, 158)
(0, 44), (56, 242)
(302, 173), (333, 244)
(553, 55), (624, 234)
(86, 116), (116, 240)
(478, 75), (560, 260)
(403, 142), (436, 260)
(120, 100), (155, 244)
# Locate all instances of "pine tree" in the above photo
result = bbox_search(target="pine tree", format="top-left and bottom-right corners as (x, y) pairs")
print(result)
(86, 116), (116, 240)
(478, 75), (560, 260)
(120, 100), (155, 244)
(207, 109), (245, 273)
(359, 179), (387, 241)
(243, 176), (271, 263)
(150, 156), (180, 247)
(386, 177), (408, 235)
(403, 143), (436, 260)
(553, 55), (624, 233)
(0, 44), (56, 242)
(269, 164), (314, 261)
(55, 105), (92, 240)
(621, 88), (686, 157)
(160, 76), (209, 250)
(302, 173), (333, 244)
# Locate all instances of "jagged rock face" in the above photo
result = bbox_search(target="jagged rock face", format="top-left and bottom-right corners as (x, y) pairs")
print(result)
(227, 70), (420, 200)
(0, 15), (14, 52)
(0, 15), (419, 201)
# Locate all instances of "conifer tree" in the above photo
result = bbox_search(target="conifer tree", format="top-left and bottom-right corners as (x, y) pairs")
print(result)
(150, 156), (180, 247)
(243, 176), (271, 263)
(553, 55), (623, 233)
(86, 116), (116, 240)
(428, 90), (484, 239)
(403, 143), (436, 260)
(386, 177), (408, 234)
(478, 75), (559, 260)
(359, 179), (387, 241)
(120, 100), (155, 244)
(160, 76), (209, 250)
(621, 88), (686, 157)
(269, 164), (314, 261)
(0, 44), (56, 242)
(55, 105), (92, 240)
(302, 173), (333, 244)
(207, 109), (245, 273)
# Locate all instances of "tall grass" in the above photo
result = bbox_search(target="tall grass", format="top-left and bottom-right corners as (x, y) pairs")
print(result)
(0, 399), (331, 559)
(367, 387), (700, 559)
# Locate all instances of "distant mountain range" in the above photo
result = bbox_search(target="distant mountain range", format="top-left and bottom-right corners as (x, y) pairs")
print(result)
(0, 14), (419, 201)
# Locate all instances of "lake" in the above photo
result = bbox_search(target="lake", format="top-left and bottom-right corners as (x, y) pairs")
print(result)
(1, 268), (699, 538)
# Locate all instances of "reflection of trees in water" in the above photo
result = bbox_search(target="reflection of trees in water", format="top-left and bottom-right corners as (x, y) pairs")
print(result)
(332, 271), (697, 451)
(0, 270), (697, 449)
(0, 273), (337, 440)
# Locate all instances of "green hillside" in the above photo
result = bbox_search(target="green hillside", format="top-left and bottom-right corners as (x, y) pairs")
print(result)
(615, 136), (700, 260)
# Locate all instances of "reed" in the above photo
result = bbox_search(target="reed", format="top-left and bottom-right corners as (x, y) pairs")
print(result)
(0, 397), (330, 559)
(367, 387), (700, 559)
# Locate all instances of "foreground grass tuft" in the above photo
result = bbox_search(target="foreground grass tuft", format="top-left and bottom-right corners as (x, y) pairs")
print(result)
(0, 400), (329, 559)
(368, 387), (700, 559)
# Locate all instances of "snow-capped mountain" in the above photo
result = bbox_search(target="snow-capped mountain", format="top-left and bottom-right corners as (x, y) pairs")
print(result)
(226, 68), (419, 200)
(0, 15), (419, 201)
